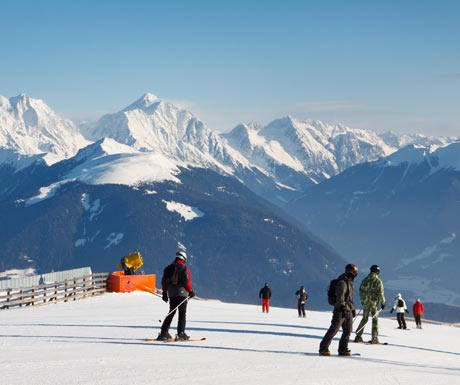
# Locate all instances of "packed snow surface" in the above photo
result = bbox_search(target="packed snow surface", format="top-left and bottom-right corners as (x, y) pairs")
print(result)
(0, 292), (458, 385)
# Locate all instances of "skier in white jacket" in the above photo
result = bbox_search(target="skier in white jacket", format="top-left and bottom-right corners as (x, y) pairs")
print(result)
(390, 293), (408, 329)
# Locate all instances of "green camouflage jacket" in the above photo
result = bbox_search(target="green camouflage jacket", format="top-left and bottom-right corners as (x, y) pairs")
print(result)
(359, 272), (386, 307)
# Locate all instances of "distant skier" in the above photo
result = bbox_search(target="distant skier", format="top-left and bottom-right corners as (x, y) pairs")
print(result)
(295, 285), (308, 317)
(157, 251), (195, 341)
(319, 264), (358, 356)
(412, 298), (425, 329)
(354, 265), (386, 344)
(259, 283), (272, 313)
(390, 293), (408, 329)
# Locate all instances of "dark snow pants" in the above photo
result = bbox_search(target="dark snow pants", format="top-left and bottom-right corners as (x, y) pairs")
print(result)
(319, 308), (353, 353)
(161, 296), (188, 335)
(298, 300), (306, 317)
(397, 313), (407, 329)
(414, 314), (422, 328)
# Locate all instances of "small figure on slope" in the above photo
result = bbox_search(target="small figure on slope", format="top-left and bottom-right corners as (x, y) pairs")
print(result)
(259, 283), (272, 313)
(157, 251), (195, 341)
(295, 285), (308, 317)
(319, 264), (358, 356)
(390, 293), (409, 329)
(412, 298), (425, 329)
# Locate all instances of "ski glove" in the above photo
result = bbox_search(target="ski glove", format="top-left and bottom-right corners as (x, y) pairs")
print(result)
(405, 309), (409, 314)
(381, 303), (386, 310)
(352, 309), (356, 317)
(162, 292), (168, 303)
(390, 309), (394, 313)
(188, 290), (196, 298)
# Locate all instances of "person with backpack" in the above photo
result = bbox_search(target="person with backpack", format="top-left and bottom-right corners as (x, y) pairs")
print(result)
(157, 251), (195, 341)
(354, 265), (386, 344)
(319, 264), (358, 356)
(412, 298), (425, 329)
(390, 293), (408, 329)
(259, 283), (272, 313)
(295, 285), (308, 317)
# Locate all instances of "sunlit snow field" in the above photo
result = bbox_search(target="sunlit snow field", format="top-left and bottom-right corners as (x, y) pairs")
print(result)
(1, 292), (459, 385)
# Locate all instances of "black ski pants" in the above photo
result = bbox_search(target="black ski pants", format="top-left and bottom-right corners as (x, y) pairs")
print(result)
(161, 296), (188, 335)
(396, 313), (407, 329)
(319, 308), (353, 353)
(298, 300), (306, 317)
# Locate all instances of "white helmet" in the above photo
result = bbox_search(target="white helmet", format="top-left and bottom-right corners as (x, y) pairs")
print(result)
(176, 251), (187, 262)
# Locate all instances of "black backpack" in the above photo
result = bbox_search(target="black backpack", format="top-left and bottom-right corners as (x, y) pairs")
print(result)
(327, 278), (340, 305)
(397, 298), (404, 308)
(163, 263), (186, 287)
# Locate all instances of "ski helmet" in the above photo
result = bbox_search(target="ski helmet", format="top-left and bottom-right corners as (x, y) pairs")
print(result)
(370, 265), (380, 274)
(176, 251), (187, 262)
(345, 263), (359, 277)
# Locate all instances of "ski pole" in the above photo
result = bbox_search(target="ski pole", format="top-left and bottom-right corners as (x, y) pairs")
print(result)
(353, 308), (362, 323)
(354, 309), (381, 335)
(130, 282), (162, 297)
(159, 296), (189, 323)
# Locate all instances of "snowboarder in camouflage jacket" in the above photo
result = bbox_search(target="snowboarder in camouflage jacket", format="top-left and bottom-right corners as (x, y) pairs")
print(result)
(354, 265), (386, 344)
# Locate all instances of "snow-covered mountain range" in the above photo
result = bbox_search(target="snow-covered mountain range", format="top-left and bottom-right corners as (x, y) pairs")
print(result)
(2, 92), (456, 206)
(0, 94), (89, 167)
(1, 92), (459, 309)
(287, 142), (460, 307)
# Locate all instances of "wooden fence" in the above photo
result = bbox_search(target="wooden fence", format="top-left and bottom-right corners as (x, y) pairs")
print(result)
(0, 272), (109, 310)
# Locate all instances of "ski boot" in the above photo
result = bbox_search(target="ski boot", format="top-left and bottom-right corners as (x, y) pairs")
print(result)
(338, 348), (352, 356)
(175, 332), (190, 341)
(156, 331), (172, 341)
(318, 349), (331, 356)
(354, 335), (364, 343)
(370, 336), (380, 344)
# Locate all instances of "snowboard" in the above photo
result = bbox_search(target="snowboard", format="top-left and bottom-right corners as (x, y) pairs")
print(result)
(308, 352), (361, 357)
(146, 337), (206, 343)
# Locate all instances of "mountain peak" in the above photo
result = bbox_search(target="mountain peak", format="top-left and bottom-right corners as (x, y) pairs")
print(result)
(124, 92), (160, 111)
(140, 92), (159, 105)
(9, 93), (32, 108)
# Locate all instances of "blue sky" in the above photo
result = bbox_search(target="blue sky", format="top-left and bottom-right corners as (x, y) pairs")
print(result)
(1, 0), (459, 135)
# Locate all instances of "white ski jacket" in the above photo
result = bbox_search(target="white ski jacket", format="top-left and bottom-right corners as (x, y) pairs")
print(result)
(392, 294), (407, 314)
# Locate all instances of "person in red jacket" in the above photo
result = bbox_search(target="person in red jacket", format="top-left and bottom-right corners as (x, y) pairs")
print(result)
(412, 299), (425, 329)
(157, 251), (195, 341)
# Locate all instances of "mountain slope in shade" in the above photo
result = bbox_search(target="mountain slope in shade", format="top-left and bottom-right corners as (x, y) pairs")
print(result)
(0, 162), (344, 308)
(0, 94), (90, 166)
(286, 142), (460, 306)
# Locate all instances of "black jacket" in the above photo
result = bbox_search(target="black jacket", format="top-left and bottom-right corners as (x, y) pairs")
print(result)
(259, 286), (272, 299)
(334, 273), (356, 313)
